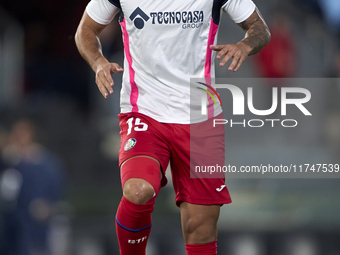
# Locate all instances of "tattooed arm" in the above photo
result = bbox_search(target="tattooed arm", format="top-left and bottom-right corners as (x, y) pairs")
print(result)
(75, 11), (123, 98)
(210, 8), (270, 72)
(238, 8), (271, 55)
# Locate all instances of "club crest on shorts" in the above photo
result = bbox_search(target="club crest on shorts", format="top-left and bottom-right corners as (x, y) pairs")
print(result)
(124, 138), (137, 151)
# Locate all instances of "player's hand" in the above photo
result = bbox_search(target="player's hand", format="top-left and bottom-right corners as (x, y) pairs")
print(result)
(95, 59), (123, 98)
(210, 42), (252, 72)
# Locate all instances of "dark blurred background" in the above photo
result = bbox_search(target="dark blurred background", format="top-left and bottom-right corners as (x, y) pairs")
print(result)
(0, 0), (340, 254)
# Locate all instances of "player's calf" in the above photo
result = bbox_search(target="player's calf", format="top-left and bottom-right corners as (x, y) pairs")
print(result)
(180, 202), (220, 255)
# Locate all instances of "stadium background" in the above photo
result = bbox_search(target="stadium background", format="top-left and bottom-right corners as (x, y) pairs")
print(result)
(1, 0), (340, 254)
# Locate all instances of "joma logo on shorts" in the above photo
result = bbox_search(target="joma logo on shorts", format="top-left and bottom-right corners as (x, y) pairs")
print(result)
(128, 236), (147, 244)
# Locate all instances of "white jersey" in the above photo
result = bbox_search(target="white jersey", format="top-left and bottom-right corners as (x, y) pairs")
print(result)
(86, 0), (255, 123)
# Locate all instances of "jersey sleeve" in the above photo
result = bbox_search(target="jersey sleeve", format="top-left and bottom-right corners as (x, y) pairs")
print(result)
(222, 0), (256, 24)
(86, 0), (120, 25)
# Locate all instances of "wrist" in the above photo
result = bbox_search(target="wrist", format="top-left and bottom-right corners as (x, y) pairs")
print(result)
(236, 41), (253, 56)
(91, 55), (109, 72)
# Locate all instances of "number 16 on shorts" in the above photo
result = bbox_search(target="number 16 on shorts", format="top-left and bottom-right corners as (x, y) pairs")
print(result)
(126, 117), (148, 135)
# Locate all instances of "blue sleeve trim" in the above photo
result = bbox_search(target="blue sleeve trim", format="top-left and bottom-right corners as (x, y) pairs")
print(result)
(212, 0), (225, 24)
(119, 10), (124, 23)
(115, 216), (152, 232)
(108, 0), (121, 9)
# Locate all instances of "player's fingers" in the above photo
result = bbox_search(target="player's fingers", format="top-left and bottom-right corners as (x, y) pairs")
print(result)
(210, 44), (229, 59)
(110, 63), (124, 73)
(210, 45), (224, 51)
(219, 50), (236, 67)
(97, 70), (112, 93)
(216, 45), (232, 60)
(228, 52), (242, 71)
(97, 80), (109, 98)
(96, 72), (110, 98)
(102, 71), (114, 94)
(233, 55), (246, 72)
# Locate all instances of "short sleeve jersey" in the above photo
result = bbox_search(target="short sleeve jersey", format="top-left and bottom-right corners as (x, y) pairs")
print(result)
(86, 0), (255, 124)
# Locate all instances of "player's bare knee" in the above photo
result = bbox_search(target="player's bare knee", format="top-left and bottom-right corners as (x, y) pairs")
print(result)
(123, 179), (155, 204)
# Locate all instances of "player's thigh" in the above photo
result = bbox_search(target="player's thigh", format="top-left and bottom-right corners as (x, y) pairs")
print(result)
(170, 114), (232, 206)
(118, 112), (170, 189)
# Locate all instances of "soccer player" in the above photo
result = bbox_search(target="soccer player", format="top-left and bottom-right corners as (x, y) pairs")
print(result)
(75, 0), (270, 254)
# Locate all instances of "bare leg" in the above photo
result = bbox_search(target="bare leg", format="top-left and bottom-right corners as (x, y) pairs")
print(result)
(180, 202), (220, 244)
